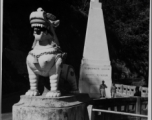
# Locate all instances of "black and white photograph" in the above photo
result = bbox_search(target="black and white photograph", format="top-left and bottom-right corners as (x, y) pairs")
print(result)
(1, 0), (151, 120)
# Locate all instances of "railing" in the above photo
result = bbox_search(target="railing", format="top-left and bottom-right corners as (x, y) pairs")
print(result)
(115, 84), (148, 97)
(88, 106), (148, 120)
(88, 97), (148, 120)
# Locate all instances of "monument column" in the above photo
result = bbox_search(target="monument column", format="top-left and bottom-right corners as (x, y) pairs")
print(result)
(79, 0), (112, 98)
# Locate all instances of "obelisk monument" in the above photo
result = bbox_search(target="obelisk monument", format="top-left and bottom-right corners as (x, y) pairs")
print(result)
(79, 0), (112, 98)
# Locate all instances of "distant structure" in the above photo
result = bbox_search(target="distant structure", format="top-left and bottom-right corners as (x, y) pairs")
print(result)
(79, 0), (112, 98)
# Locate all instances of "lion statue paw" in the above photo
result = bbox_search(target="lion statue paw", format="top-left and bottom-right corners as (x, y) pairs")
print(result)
(45, 91), (61, 98)
(25, 89), (40, 96)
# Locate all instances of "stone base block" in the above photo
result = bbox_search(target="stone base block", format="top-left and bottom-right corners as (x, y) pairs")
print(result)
(13, 94), (90, 120)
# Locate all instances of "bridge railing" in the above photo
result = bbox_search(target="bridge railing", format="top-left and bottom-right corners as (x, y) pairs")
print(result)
(88, 97), (148, 120)
(115, 84), (148, 97)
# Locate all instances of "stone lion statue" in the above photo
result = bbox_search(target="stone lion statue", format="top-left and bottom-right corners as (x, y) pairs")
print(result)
(25, 8), (78, 97)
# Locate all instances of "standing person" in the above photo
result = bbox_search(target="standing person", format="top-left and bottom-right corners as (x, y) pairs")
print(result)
(131, 86), (141, 111)
(99, 80), (107, 98)
(134, 86), (141, 97)
(111, 83), (117, 98)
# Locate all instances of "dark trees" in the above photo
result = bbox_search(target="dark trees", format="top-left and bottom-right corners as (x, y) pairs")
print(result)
(102, 0), (149, 85)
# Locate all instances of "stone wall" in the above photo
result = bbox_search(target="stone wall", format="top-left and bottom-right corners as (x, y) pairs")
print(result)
(115, 84), (148, 97)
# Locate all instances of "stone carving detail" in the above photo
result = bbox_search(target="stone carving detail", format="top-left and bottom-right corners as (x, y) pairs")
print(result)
(26, 8), (78, 97)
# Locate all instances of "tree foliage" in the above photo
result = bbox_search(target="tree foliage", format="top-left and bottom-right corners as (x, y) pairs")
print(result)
(102, 0), (149, 84)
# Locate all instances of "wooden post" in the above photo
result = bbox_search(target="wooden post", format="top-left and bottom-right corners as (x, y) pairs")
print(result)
(108, 107), (111, 110)
(136, 97), (141, 120)
(114, 106), (117, 111)
(124, 104), (129, 112)
(117, 106), (121, 112)
(87, 105), (94, 120)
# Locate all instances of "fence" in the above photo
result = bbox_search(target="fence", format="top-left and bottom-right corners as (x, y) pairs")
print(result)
(88, 97), (148, 120)
(115, 84), (148, 97)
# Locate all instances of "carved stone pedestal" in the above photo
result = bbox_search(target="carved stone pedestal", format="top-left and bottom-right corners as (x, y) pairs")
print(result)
(13, 94), (90, 120)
